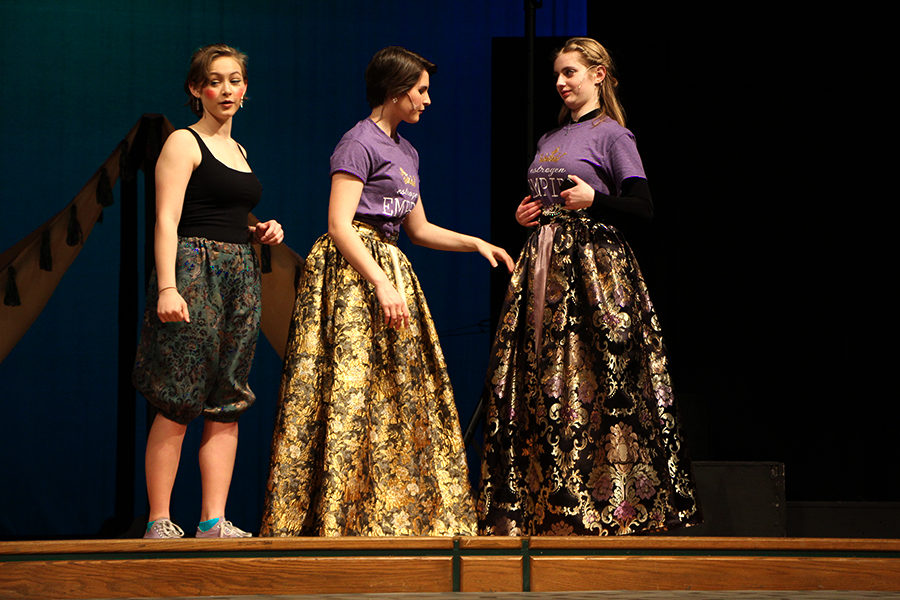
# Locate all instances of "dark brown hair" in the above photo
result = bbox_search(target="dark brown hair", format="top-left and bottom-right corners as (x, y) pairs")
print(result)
(365, 46), (436, 108)
(184, 43), (249, 117)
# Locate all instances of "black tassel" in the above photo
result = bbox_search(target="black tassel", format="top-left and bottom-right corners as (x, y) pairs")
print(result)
(261, 245), (272, 274)
(40, 230), (52, 271)
(66, 204), (82, 246)
(294, 265), (303, 290)
(4, 266), (21, 306)
(96, 168), (114, 207)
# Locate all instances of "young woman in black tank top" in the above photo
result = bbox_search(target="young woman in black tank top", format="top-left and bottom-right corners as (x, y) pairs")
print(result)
(133, 43), (283, 539)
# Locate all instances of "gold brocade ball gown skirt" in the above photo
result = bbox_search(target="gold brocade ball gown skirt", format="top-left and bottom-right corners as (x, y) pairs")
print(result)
(477, 210), (702, 536)
(261, 222), (477, 536)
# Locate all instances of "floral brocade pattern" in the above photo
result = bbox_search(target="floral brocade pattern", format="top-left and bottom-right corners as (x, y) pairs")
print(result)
(132, 237), (261, 424)
(261, 224), (477, 536)
(477, 212), (701, 536)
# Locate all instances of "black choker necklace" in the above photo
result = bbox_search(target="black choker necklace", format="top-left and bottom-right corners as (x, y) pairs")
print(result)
(564, 108), (603, 135)
(571, 108), (603, 124)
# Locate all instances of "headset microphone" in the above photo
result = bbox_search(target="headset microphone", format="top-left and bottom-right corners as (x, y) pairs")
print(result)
(571, 65), (599, 94)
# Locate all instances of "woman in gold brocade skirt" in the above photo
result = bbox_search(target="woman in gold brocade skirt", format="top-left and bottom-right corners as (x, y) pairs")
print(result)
(261, 46), (513, 536)
(477, 38), (701, 536)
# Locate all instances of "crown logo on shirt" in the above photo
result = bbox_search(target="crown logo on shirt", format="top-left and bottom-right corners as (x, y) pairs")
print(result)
(399, 167), (417, 187)
(538, 147), (566, 162)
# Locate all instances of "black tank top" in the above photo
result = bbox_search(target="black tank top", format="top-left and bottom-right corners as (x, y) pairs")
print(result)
(177, 128), (262, 243)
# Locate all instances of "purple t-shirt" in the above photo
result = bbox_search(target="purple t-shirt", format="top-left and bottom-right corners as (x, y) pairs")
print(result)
(527, 117), (645, 208)
(330, 118), (421, 237)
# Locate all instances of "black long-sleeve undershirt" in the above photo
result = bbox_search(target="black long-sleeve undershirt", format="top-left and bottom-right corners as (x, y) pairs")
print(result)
(588, 176), (654, 221)
(562, 109), (654, 221)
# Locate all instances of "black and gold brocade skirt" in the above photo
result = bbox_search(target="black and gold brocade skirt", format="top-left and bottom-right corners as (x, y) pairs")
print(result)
(477, 211), (701, 536)
(261, 223), (477, 536)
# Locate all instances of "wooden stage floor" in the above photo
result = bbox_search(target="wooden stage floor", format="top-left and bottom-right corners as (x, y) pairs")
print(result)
(2, 536), (899, 599)
(97, 593), (900, 600)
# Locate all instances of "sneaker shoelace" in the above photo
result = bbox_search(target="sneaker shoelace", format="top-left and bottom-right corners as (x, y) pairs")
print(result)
(219, 520), (251, 537)
(155, 519), (185, 538)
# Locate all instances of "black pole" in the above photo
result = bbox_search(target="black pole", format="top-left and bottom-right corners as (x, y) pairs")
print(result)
(464, 1), (542, 449)
(103, 115), (166, 537)
(142, 116), (163, 444)
(109, 125), (140, 538)
(524, 0), (540, 164)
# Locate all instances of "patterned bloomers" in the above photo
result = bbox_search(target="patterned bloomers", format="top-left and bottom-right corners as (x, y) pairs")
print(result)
(133, 236), (261, 424)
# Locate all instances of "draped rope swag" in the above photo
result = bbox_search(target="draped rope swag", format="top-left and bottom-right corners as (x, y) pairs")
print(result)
(0, 114), (303, 365)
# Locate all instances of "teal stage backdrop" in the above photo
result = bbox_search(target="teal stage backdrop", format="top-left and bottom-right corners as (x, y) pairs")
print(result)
(0, 0), (586, 537)
(4, 1), (898, 541)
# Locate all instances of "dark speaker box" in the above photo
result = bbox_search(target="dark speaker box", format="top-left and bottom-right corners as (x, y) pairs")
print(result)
(675, 461), (786, 537)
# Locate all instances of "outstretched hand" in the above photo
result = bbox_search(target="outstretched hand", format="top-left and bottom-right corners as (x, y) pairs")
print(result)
(477, 240), (515, 273)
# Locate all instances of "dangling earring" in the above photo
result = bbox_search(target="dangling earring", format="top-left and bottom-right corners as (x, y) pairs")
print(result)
(191, 96), (202, 114)
(240, 98), (244, 108)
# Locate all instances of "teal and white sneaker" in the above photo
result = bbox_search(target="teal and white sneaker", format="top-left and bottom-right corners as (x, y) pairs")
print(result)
(143, 518), (184, 539)
(195, 517), (252, 538)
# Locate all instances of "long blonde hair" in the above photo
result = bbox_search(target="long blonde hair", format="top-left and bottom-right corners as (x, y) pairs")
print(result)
(556, 37), (626, 127)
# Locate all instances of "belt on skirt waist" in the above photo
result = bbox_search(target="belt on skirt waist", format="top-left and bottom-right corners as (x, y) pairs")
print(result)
(537, 205), (592, 226)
